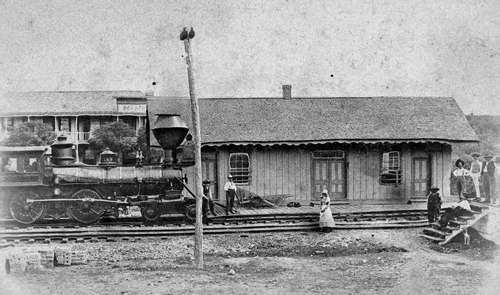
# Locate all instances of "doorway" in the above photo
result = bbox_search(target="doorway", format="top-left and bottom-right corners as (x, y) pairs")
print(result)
(412, 157), (431, 197)
(202, 152), (218, 200)
(312, 150), (346, 200)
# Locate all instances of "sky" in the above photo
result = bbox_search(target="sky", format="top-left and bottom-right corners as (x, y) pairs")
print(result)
(1, 0), (500, 114)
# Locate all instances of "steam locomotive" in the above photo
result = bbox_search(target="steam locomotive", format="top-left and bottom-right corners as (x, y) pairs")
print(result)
(0, 114), (199, 225)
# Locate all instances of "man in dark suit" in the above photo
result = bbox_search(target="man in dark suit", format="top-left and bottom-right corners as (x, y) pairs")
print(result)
(427, 186), (441, 223)
(482, 154), (496, 204)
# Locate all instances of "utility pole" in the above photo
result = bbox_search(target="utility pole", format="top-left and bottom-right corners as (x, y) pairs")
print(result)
(180, 26), (204, 269)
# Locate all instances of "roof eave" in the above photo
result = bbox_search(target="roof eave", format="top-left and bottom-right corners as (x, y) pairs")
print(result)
(201, 138), (479, 146)
(150, 138), (479, 148)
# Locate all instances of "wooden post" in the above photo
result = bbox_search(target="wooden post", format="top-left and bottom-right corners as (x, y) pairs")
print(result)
(75, 116), (79, 163)
(182, 27), (204, 269)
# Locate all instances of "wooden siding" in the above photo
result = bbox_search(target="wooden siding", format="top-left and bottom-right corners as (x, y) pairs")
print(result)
(183, 143), (453, 203)
(431, 144), (452, 202)
(347, 146), (404, 201)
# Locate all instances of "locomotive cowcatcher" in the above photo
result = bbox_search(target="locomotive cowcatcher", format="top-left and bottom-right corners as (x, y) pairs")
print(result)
(0, 114), (200, 225)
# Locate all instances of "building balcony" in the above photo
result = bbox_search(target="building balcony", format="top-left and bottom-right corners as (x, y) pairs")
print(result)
(55, 131), (91, 144)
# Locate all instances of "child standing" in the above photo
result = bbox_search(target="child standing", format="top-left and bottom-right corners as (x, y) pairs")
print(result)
(427, 186), (442, 224)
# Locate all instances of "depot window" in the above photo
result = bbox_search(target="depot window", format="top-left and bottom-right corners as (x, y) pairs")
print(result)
(380, 151), (402, 184)
(229, 153), (250, 185)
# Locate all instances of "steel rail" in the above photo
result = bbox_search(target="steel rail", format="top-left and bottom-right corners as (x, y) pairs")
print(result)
(0, 209), (429, 229)
(0, 220), (429, 243)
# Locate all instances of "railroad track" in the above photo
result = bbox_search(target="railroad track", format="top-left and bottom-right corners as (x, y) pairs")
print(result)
(0, 209), (430, 243)
(0, 209), (428, 229)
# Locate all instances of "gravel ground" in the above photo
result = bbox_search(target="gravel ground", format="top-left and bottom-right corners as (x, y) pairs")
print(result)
(0, 227), (499, 295)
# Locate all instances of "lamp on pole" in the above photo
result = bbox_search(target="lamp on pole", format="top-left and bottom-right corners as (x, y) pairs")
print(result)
(180, 26), (204, 269)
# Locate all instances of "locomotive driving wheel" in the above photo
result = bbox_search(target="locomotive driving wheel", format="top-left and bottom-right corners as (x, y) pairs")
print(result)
(140, 203), (162, 224)
(66, 189), (105, 224)
(9, 191), (46, 224)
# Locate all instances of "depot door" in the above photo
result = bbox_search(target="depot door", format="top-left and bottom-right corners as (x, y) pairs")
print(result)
(412, 157), (431, 197)
(312, 155), (346, 200)
(202, 152), (218, 200)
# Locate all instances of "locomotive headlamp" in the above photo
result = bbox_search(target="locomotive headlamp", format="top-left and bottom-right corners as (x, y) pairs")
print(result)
(98, 148), (118, 168)
(54, 188), (61, 196)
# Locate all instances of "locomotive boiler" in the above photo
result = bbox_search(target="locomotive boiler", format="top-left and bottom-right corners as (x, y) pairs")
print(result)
(1, 114), (199, 225)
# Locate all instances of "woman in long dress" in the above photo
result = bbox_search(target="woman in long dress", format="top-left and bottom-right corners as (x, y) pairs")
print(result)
(319, 189), (335, 232)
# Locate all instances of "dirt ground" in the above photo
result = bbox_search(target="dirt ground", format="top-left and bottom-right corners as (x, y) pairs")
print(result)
(1, 224), (500, 295)
(2, 208), (500, 295)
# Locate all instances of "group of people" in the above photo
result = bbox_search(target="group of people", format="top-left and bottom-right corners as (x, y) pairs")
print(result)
(202, 152), (497, 231)
(202, 174), (336, 232)
(452, 152), (497, 205)
(427, 152), (498, 225)
(202, 174), (239, 218)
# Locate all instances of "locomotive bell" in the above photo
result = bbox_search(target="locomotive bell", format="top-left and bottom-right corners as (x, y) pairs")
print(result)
(51, 135), (75, 166)
(98, 148), (118, 168)
(152, 114), (189, 166)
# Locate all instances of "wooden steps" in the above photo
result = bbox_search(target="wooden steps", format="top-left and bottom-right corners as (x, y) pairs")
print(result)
(420, 202), (490, 245)
(448, 219), (466, 226)
(419, 234), (444, 242)
(423, 227), (448, 238)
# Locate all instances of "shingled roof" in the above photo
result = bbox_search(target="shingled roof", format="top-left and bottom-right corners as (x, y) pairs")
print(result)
(148, 96), (479, 146)
(0, 91), (144, 116)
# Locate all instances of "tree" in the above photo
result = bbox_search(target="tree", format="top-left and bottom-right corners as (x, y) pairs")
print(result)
(136, 126), (163, 163)
(453, 115), (500, 160)
(88, 121), (138, 162)
(1, 121), (56, 146)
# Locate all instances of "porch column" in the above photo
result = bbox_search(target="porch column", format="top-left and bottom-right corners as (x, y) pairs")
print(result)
(75, 116), (79, 140)
(75, 116), (79, 163)
(54, 116), (58, 133)
(136, 116), (143, 135)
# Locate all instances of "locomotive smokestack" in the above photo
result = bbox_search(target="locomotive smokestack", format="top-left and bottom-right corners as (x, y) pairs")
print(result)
(152, 114), (189, 167)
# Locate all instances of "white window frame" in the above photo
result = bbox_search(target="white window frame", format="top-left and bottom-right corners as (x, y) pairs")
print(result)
(380, 151), (402, 184)
(229, 153), (250, 185)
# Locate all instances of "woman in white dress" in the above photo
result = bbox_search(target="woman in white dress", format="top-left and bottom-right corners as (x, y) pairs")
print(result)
(319, 189), (335, 232)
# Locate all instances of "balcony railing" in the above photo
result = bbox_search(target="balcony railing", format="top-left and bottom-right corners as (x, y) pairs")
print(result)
(55, 131), (91, 143)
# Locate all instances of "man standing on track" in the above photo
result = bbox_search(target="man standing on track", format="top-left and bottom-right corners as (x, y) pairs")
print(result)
(202, 179), (217, 216)
(224, 174), (237, 215)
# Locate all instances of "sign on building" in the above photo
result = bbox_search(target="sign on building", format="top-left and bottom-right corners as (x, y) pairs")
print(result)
(117, 103), (146, 114)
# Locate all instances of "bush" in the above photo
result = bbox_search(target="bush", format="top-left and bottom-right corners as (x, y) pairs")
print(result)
(1, 121), (56, 146)
(88, 121), (138, 162)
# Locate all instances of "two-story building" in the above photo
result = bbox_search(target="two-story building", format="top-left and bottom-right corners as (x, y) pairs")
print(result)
(0, 91), (147, 164)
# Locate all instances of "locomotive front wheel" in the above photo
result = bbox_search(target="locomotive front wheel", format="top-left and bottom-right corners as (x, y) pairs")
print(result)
(140, 204), (161, 223)
(67, 189), (105, 224)
(9, 192), (46, 224)
(184, 204), (196, 223)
